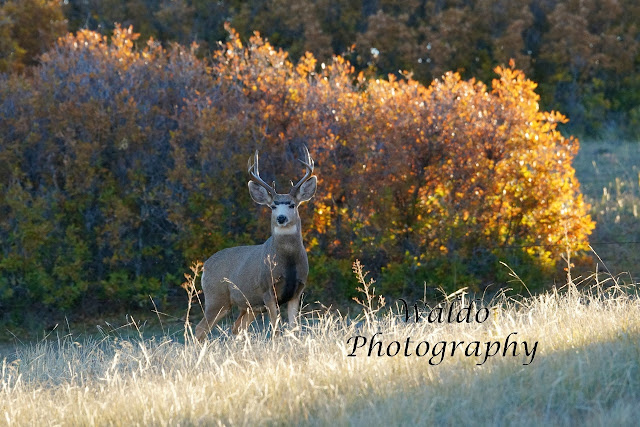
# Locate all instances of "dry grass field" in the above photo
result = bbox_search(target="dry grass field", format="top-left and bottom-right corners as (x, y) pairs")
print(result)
(1, 262), (639, 426)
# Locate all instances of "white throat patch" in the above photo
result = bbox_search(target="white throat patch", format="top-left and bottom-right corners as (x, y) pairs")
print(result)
(273, 224), (298, 235)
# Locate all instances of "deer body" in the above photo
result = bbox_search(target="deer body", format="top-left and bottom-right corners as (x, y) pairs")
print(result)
(195, 149), (316, 341)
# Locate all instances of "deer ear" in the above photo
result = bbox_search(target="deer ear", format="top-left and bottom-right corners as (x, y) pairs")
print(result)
(248, 181), (273, 205)
(294, 176), (317, 203)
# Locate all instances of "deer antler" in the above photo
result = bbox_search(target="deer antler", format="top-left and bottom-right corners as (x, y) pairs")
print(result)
(248, 151), (276, 195)
(290, 145), (314, 195)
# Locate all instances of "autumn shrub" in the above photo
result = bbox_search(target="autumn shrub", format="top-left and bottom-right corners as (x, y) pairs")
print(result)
(0, 26), (594, 322)
(0, 26), (223, 318)
(211, 30), (594, 293)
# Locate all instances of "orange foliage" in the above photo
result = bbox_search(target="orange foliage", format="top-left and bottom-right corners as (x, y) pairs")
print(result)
(212, 30), (594, 275)
(0, 26), (595, 317)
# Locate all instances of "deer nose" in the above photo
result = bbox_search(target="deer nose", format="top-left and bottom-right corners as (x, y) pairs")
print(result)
(277, 215), (287, 225)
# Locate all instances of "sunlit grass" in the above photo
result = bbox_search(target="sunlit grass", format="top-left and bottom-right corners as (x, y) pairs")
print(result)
(575, 141), (640, 280)
(2, 262), (639, 425)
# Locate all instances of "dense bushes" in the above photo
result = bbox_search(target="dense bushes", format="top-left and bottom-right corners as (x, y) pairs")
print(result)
(3, 1), (640, 137)
(0, 26), (594, 320)
(58, 0), (640, 139)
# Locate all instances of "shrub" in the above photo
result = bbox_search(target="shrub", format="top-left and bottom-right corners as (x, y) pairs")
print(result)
(0, 27), (594, 321)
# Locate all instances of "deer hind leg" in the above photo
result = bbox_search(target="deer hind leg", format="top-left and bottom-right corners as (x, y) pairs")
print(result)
(232, 309), (247, 335)
(195, 302), (231, 342)
(232, 307), (258, 335)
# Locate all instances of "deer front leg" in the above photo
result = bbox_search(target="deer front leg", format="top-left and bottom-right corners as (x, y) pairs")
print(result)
(287, 281), (305, 328)
(263, 292), (280, 337)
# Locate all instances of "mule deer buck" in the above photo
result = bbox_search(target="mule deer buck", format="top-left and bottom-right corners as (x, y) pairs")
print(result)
(195, 147), (317, 341)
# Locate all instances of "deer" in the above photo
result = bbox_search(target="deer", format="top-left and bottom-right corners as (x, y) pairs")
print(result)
(195, 147), (317, 341)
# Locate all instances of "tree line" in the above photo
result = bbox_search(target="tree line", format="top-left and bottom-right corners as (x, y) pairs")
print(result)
(0, 21), (594, 324)
(2, 0), (638, 138)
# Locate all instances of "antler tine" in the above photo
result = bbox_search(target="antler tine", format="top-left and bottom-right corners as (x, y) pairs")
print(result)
(248, 150), (276, 195)
(299, 144), (314, 169)
(291, 145), (315, 192)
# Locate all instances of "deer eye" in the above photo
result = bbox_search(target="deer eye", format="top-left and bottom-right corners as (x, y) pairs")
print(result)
(270, 205), (276, 210)
(289, 204), (294, 209)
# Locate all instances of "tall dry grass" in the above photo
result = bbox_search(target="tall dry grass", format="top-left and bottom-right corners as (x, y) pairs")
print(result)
(1, 260), (639, 426)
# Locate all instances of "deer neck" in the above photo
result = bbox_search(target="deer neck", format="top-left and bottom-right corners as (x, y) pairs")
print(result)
(270, 218), (304, 256)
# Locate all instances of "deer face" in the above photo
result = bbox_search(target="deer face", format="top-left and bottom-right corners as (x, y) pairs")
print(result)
(271, 197), (297, 233)
(247, 147), (317, 235)
(250, 182), (317, 234)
